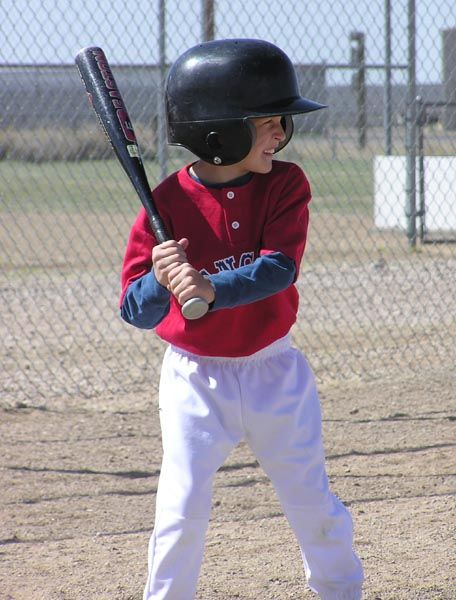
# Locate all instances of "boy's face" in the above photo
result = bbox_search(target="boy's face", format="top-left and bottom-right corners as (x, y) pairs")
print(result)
(239, 116), (287, 174)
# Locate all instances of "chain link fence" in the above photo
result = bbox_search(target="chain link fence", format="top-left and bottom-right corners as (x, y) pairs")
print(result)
(1, 0), (455, 407)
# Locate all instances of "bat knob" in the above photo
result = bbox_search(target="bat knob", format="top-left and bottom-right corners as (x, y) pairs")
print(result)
(182, 297), (209, 320)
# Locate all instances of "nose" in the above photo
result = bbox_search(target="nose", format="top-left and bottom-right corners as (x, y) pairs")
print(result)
(273, 117), (286, 141)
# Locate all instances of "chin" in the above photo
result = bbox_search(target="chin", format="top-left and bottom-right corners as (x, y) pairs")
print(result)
(245, 155), (274, 174)
(260, 162), (274, 174)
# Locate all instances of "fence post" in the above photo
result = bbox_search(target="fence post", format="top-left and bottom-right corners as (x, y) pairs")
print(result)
(202, 0), (215, 41)
(405, 0), (417, 247)
(442, 28), (456, 130)
(416, 96), (426, 242)
(157, 0), (168, 181)
(384, 0), (392, 155)
(350, 31), (366, 149)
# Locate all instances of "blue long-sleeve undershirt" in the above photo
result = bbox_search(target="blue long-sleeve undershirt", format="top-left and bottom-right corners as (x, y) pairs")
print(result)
(120, 251), (296, 329)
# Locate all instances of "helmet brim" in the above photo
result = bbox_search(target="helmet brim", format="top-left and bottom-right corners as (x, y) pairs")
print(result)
(245, 96), (327, 118)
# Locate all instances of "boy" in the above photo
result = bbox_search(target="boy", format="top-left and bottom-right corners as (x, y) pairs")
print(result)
(120, 39), (363, 600)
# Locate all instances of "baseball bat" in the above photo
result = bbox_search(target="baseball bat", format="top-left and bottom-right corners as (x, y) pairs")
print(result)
(75, 46), (209, 321)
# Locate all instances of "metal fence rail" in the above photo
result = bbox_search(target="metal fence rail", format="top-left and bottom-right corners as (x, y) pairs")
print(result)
(1, 0), (455, 407)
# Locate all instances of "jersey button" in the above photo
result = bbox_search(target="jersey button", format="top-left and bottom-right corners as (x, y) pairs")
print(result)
(227, 191), (235, 199)
(231, 221), (240, 230)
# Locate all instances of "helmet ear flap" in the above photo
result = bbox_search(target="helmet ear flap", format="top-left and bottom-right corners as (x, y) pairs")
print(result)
(169, 120), (255, 165)
(275, 115), (294, 154)
(207, 120), (254, 164)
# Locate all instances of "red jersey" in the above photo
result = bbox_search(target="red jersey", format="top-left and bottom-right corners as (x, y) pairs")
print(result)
(120, 160), (311, 357)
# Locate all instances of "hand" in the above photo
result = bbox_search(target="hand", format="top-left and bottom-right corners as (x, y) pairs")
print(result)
(152, 238), (189, 288)
(168, 263), (216, 307)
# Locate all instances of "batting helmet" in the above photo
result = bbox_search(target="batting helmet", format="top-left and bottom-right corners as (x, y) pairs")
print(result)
(165, 38), (327, 165)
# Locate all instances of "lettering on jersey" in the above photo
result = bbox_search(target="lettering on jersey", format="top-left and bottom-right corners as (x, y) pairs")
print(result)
(239, 252), (254, 267)
(214, 256), (236, 272)
(200, 251), (255, 276)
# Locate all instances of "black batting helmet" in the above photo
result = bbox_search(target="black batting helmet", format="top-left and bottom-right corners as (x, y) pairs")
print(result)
(165, 38), (326, 165)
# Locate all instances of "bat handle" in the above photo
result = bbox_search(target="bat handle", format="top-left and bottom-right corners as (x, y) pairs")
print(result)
(181, 297), (209, 320)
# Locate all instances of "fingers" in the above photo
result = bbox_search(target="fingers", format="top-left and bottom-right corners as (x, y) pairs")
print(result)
(178, 237), (189, 251)
(153, 239), (188, 263)
(152, 239), (214, 307)
(152, 239), (189, 287)
(168, 263), (215, 306)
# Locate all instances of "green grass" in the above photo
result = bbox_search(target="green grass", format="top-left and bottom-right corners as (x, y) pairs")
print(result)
(0, 160), (164, 214)
(302, 158), (373, 215)
(0, 156), (374, 216)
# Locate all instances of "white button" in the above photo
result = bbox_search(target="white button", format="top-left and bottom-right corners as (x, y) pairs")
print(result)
(227, 191), (235, 199)
(231, 221), (240, 230)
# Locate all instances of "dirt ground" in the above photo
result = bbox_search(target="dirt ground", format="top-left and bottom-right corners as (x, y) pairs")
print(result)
(1, 203), (456, 599)
(1, 363), (455, 600)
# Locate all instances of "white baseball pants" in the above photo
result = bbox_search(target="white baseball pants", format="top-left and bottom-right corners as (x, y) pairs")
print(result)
(143, 335), (363, 600)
